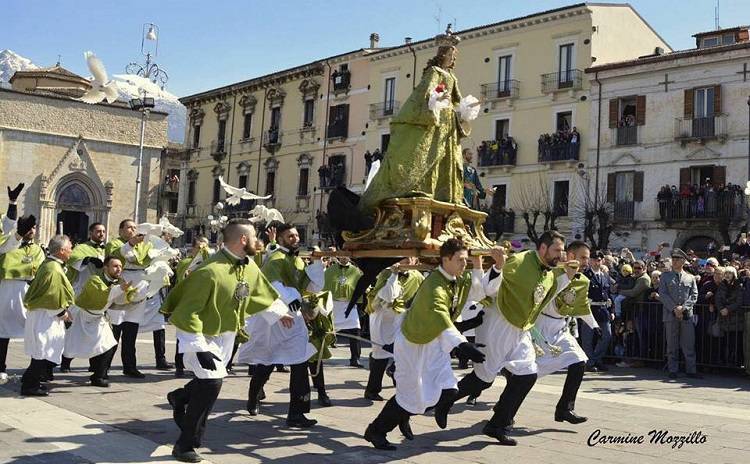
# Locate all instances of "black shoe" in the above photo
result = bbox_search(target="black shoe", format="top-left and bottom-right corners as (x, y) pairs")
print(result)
(317, 391), (332, 407)
(555, 409), (587, 424)
(44, 373), (54, 382)
(258, 388), (266, 401)
(91, 378), (110, 388)
(156, 360), (174, 371)
(466, 395), (477, 406)
(668, 372), (678, 379)
(399, 418), (414, 440)
(276, 365), (289, 373)
(434, 393), (456, 429)
(247, 399), (259, 416)
(458, 359), (469, 370)
(364, 424), (397, 450)
(21, 387), (49, 397)
(171, 444), (202, 463)
(686, 373), (703, 379)
(350, 360), (364, 368)
(103, 371), (109, 380)
(88, 366), (95, 373)
(364, 391), (384, 401)
(482, 422), (517, 446)
(226, 366), (235, 375)
(168, 390), (187, 429)
(123, 369), (146, 379)
(286, 414), (317, 428)
(585, 365), (599, 373)
(175, 369), (185, 378)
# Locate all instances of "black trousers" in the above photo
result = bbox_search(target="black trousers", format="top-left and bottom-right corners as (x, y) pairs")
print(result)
(338, 328), (361, 361)
(309, 361), (326, 393)
(111, 322), (139, 372)
(153, 328), (167, 364)
(248, 363), (310, 416)
(0, 337), (9, 373)
(21, 358), (55, 392)
(557, 361), (585, 411)
(369, 397), (412, 434)
(365, 355), (389, 394)
(488, 373), (537, 428)
(455, 371), (494, 401)
(175, 378), (223, 450)
(90, 347), (116, 381)
(175, 339), (185, 371)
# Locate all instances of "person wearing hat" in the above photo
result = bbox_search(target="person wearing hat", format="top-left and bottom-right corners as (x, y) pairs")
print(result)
(0, 206), (44, 385)
(581, 250), (613, 372)
(658, 248), (700, 379)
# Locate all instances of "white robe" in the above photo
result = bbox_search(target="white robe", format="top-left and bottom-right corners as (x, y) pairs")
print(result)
(0, 280), (29, 339)
(177, 330), (236, 380)
(535, 303), (598, 377)
(368, 272), (403, 360)
(138, 292), (166, 333)
(107, 271), (149, 325)
(458, 300), (484, 338)
(332, 300), (360, 330)
(63, 284), (127, 359)
(237, 260), (325, 366)
(24, 309), (67, 364)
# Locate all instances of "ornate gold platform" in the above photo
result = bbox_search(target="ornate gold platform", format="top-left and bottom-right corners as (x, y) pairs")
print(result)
(339, 197), (496, 257)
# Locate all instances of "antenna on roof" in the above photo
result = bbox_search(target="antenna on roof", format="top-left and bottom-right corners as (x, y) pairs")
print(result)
(433, 1), (443, 33)
(56, 54), (62, 66)
(715, 0), (720, 30)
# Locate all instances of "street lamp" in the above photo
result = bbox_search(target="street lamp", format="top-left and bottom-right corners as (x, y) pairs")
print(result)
(126, 23), (168, 222)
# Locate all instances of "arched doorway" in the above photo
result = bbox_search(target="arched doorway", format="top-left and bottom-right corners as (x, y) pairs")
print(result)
(56, 182), (92, 244)
(682, 235), (719, 257)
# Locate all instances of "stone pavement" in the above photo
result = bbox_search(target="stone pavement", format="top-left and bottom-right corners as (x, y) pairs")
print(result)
(1, 327), (750, 463)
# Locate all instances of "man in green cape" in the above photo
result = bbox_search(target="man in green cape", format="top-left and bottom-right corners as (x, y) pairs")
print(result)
(442, 231), (576, 446)
(325, 255), (364, 367)
(20, 235), (74, 396)
(535, 240), (599, 425)
(0, 209), (44, 384)
(60, 222), (107, 372)
(364, 239), (493, 450)
(163, 219), (290, 463)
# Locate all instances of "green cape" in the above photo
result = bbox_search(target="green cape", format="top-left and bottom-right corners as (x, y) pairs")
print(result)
(24, 259), (75, 310)
(323, 262), (363, 301)
(554, 273), (592, 317)
(365, 269), (424, 314)
(0, 242), (45, 280)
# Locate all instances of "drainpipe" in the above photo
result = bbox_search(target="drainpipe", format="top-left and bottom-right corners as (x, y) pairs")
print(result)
(594, 71), (602, 213)
(225, 92), (238, 184)
(406, 38), (417, 89)
(255, 89), (269, 193)
(319, 60), (333, 213)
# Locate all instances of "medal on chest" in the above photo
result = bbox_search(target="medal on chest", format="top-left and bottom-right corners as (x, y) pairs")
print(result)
(561, 288), (576, 306)
(533, 283), (546, 306)
(234, 281), (250, 301)
(22, 256), (33, 264)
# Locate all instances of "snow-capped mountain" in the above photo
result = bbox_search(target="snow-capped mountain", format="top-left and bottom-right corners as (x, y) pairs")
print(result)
(0, 49), (185, 143)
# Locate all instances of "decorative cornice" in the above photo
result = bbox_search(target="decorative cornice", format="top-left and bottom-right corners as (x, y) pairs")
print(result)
(214, 101), (231, 120)
(298, 79), (321, 100)
(238, 94), (258, 114)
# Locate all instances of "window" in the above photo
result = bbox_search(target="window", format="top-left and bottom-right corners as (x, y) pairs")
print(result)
(381, 133), (391, 153)
(242, 113), (252, 139)
(168, 197), (178, 214)
(328, 155), (346, 186)
(701, 37), (720, 47)
(494, 119), (509, 140)
(270, 107), (281, 130)
(188, 178), (196, 205)
(192, 125), (201, 148)
(333, 64), (350, 91)
(303, 99), (315, 128)
(553, 180), (569, 216)
(217, 119), (226, 151)
(493, 184), (507, 207)
(265, 171), (275, 196)
(384, 77), (396, 114)
(298, 167), (309, 196)
(328, 104), (349, 138)
(693, 87), (715, 118)
(558, 43), (574, 84)
(213, 178), (221, 203)
(722, 33), (736, 45)
(238, 174), (248, 189)
(295, 225), (307, 245)
(556, 111), (572, 132)
(607, 171), (643, 222)
(497, 55), (512, 93)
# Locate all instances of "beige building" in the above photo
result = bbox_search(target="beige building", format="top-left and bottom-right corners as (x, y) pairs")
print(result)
(0, 65), (168, 243)
(178, 2), (670, 244)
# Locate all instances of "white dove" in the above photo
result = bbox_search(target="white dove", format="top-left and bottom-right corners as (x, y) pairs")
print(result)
(218, 176), (271, 205)
(158, 216), (184, 238)
(249, 204), (285, 224)
(79, 51), (119, 104)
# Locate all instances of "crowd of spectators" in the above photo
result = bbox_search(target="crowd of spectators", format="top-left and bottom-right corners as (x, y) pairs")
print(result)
(538, 127), (580, 162)
(656, 182), (744, 220)
(477, 137), (518, 167)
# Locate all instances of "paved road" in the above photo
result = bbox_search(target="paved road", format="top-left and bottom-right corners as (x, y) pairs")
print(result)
(1, 327), (749, 463)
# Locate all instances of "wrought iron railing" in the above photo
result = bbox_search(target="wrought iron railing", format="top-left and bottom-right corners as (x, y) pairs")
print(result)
(541, 69), (583, 93)
(370, 101), (401, 119)
(480, 79), (520, 100)
(674, 114), (727, 140)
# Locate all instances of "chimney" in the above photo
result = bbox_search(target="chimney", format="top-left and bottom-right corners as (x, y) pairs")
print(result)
(405, 37), (412, 45)
(370, 33), (380, 49)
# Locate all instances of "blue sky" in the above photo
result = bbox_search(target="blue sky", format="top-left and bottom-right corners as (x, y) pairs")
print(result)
(2, 0), (748, 97)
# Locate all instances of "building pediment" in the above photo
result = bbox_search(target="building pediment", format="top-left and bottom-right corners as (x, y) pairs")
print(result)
(686, 146), (721, 160)
(40, 137), (107, 204)
(611, 152), (641, 166)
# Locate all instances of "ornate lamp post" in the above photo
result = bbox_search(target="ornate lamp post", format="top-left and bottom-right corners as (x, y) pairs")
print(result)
(126, 23), (168, 221)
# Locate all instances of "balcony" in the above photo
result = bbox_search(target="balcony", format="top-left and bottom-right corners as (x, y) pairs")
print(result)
(332, 70), (351, 92)
(483, 210), (515, 238)
(538, 131), (581, 163)
(478, 138), (518, 167)
(210, 140), (226, 162)
(656, 194), (744, 223)
(541, 69), (583, 93)
(615, 126), (638, 146)
(612, 201), (637, 223)
(480, 80), (520, 101)
(370, 101), (401, 120)
(674, 115), (727, 143)
(262, 129), (282, 153)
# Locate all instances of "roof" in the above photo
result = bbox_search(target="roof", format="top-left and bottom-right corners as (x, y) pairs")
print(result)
(692, 25), (749, 38)
(9, 64), (90, 86)
(0, 86), (168, 116)
(586, 40), (750, 73)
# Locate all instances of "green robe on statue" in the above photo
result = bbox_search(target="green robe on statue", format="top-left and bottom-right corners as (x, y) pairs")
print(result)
(359, 65), (469, 213)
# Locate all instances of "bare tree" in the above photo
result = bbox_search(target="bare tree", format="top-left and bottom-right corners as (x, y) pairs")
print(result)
(512, 173), (558, 245)
(571, 179), (614, 251)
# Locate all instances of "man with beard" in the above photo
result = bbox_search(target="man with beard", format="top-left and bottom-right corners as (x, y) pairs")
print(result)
(105, 220), (152, 378)
(439, 231), (576, 446)
(60, 222), (107, 372)
(164, 219), (289, 463)
(0, 211), (45, 384)
(20, 235), (74, 396)
(238, 223), (325, 428)
(535, 240), (598, 424)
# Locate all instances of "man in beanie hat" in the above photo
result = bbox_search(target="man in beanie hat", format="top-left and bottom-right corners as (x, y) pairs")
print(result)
(0, 207), (44, 384)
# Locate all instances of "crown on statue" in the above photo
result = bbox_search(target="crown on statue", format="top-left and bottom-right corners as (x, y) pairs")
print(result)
(435, 23), (460, 47)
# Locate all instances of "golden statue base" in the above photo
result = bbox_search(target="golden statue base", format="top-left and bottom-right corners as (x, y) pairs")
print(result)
(339, 197), (496, 258)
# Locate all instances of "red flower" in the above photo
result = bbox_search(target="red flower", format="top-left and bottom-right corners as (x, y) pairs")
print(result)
(435, 82), (446, 93)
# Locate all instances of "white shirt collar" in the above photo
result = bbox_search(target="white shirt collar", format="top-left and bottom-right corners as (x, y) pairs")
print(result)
(437, 266), (457, 282)
(223, 248), (243, 261)
(50, 256), (64, 265)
